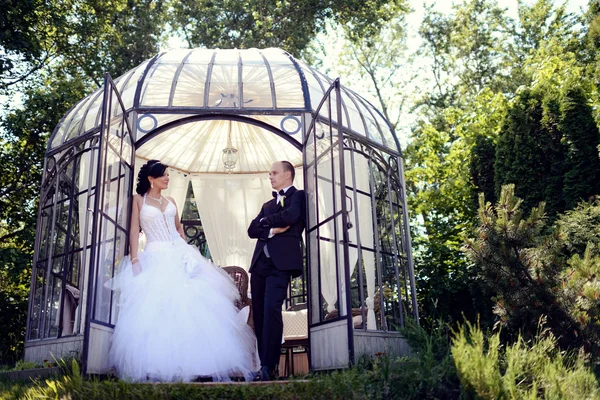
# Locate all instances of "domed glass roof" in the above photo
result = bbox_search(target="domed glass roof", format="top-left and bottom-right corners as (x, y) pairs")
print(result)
(48, 47), (400, 168)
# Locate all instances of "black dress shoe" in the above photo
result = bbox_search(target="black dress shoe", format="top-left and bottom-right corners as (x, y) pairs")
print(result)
(253, 365), (277, 381)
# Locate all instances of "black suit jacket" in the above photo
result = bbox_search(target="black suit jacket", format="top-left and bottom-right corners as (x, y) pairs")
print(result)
(248, 186), (306, 278)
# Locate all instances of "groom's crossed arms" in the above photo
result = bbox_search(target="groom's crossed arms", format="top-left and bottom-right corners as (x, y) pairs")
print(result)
(247, 190), (305, 241)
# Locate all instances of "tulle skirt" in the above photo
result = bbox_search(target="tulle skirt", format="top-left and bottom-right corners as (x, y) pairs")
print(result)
(106, 237), (257, 382)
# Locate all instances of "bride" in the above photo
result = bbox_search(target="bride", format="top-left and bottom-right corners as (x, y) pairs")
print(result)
(107, 160), (256, 382)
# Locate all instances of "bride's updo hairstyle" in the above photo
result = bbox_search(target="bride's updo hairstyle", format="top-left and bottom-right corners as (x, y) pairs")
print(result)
(135, 160), (168, 195)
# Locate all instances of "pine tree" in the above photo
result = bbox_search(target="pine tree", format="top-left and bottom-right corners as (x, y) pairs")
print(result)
(463, 185), (579, 348)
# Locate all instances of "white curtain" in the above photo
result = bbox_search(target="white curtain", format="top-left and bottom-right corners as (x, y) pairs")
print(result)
(163, 169), (190, 213)
(190, 169), (303, 270)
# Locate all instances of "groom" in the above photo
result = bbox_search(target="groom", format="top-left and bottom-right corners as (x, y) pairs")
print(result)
(248, 160), (306, 381)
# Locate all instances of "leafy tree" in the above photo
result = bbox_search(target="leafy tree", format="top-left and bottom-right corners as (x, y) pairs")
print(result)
(405, 88), (508, 326)
(416, 0), (513, 114)
(507, 0), (580, 91)
(171, 0), (406, 56)
(0, 0), (169, 364)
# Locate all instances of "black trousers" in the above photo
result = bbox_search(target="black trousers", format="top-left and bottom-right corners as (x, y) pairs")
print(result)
(250, 251), (291, 368)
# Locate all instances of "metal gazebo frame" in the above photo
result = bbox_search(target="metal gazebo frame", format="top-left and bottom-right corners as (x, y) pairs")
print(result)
(24, 48), (418, 374)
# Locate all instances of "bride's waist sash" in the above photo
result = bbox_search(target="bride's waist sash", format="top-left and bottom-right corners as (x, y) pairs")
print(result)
(144, 237), (187, 252)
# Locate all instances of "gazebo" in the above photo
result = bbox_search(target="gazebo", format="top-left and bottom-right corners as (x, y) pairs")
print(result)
(24, 48), (418, 374)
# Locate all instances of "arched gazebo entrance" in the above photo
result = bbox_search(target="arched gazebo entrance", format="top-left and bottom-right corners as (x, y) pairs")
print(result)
(24, 48), (418, 375)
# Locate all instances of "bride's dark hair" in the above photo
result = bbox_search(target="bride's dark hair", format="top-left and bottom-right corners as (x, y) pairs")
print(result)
(135, 160), (168, 195)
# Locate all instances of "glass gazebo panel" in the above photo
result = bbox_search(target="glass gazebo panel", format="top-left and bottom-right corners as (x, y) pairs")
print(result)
(186, 48), (216, 64)
(172, 63), (209, 107)
(121, 131), (133, 165)
(120, 60), (150, 109)
(93, 218), (116, 323)
(340, 90), (367, 136)
(352, 93), (386, 146)
(158, 48), (190, 64)
(51, 102), (84, 148)
(114, 69), (135, 94)
(52, 199), (69, 256)
(207, 63), (239, 108)
(62, 97), (93, 143)
(372, 109), (396, 149)
(248, 114), (303, 143)
(318, 227), (337, 316)
(271, 65), (304, 108)
(299, 65), (327, 116)
(47, 48), (402, 158)
(261, 48), (293, 64)
(140, 63), (180, 106)
(38, 206), (53, 261)
(116, 165), (131, 227)
(46, 270), (63, 337)
(28, 265), (44, 339)
(135, 113), (197, 142)
(241, 64), (273, 108)
(81, 89), (104, 135)
(102, 149), (121, 223)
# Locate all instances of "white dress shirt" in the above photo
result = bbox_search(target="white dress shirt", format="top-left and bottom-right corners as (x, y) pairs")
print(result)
(268, 185), (292, 238)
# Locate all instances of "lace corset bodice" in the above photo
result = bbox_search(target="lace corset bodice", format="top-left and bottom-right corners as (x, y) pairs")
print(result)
(140, 197), (180, 243)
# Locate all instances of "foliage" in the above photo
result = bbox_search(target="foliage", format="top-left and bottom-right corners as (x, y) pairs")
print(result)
(416, 0), (513, 112)
(555, 199), (600, 255)
(401, 0), (584, 330)
(491, 82), (600, 219)
(560, 86), (600, 210)
(463, 185), (579, 345)
(464, 185), (600, 360)
(172, 0), (406, 56)
(558, 243), (600, 359)
(405, 89), (507, 328)
(452, 320), (600, 399)
(493, 87), (567, 218)
(397, 320), (461, 398)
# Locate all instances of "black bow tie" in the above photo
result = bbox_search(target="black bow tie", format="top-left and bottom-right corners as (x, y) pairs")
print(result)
(272, 189), (286, 198)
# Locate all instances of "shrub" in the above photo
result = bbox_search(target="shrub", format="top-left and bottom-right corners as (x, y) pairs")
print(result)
(452, 320), (600, 399)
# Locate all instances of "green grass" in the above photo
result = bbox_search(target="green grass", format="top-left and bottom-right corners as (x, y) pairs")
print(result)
(4, 320), (599, 399)
(0, 355), (452, 400)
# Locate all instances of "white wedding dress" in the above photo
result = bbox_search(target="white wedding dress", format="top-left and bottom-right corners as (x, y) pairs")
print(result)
(107, 196), (257, 382)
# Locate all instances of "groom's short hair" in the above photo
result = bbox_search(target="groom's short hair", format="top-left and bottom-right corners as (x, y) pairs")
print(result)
(281, 161), (295, 181)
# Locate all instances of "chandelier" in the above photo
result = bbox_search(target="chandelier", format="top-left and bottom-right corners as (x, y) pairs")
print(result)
(222, 120), (238, 173)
